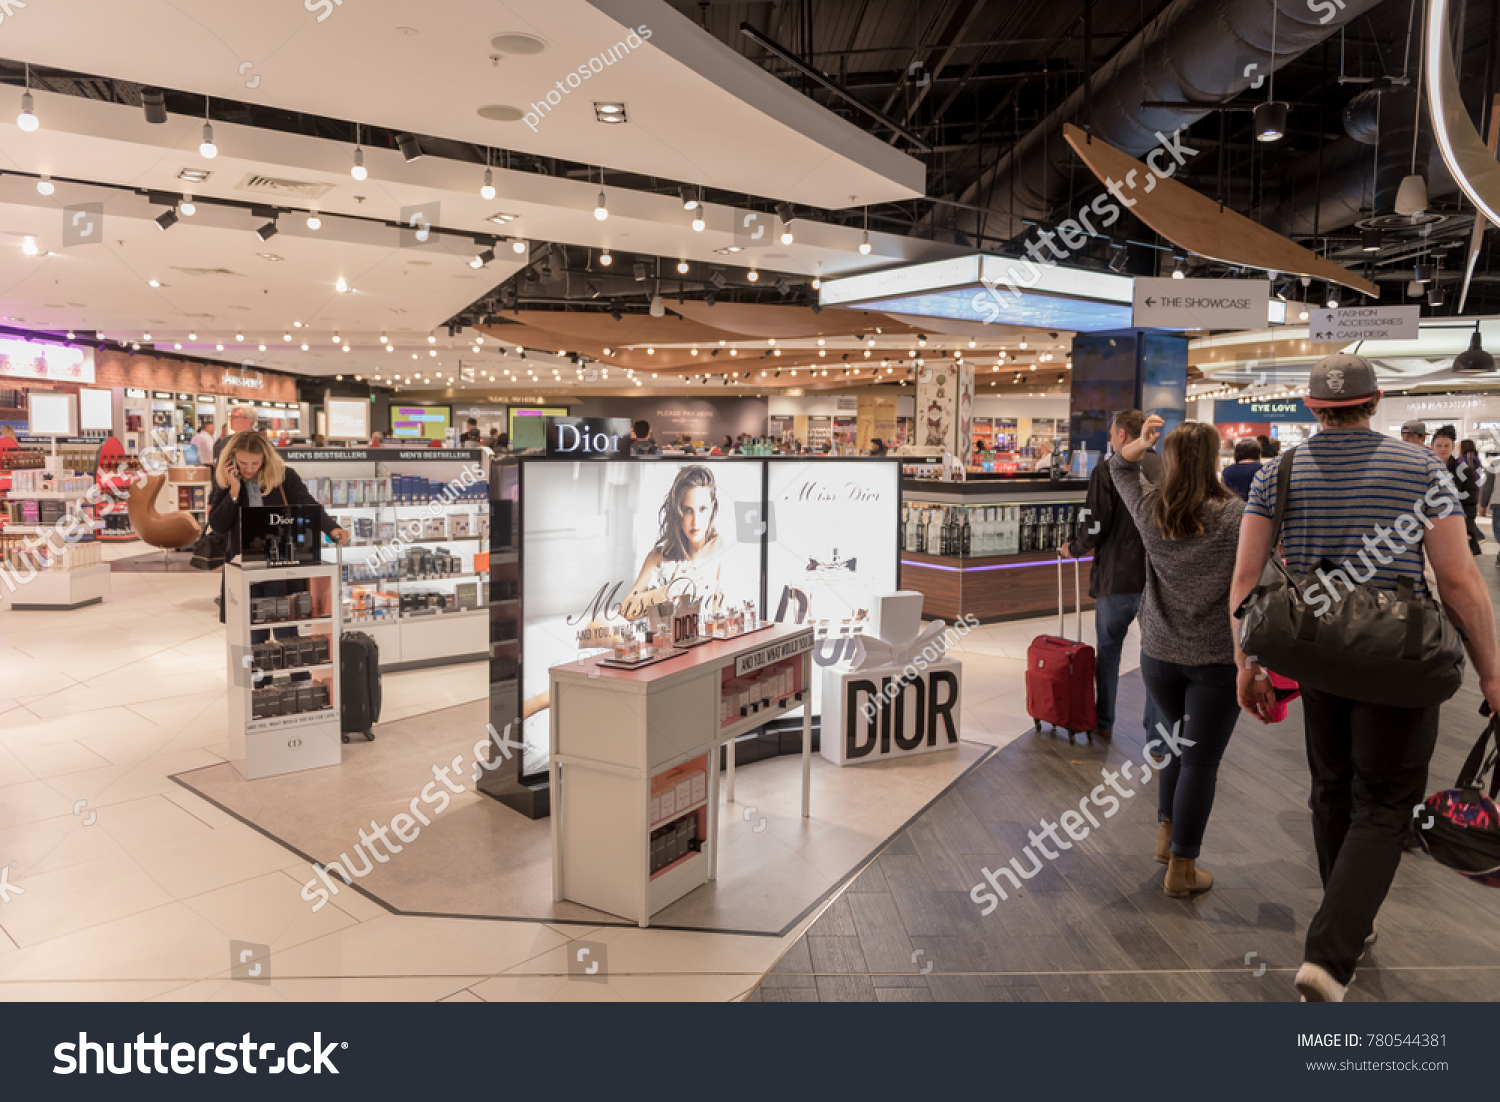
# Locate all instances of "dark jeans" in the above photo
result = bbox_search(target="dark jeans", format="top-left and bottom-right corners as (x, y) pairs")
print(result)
(1139, 655), (1241, 859)
(1094, 593), (1162, 737)
(1301, 688), (1440, 985)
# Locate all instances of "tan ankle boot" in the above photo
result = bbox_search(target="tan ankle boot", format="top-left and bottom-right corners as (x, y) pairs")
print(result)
(1164, 855), (1214, 897)
(1155, 820), (1172, 865)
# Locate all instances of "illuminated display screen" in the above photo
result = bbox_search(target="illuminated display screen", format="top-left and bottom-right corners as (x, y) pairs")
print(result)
(868, 288), (1134, 332)
(392, 405), (450, 441)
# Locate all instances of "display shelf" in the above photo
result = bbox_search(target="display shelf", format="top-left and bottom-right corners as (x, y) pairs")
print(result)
(248, 614), (334, 630)
(4, 490), (91, 500)
(718, 691), (807, 743)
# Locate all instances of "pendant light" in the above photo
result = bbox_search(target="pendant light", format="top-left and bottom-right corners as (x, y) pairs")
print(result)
(199, 97), (217, 158)
(351, 123), (368, 181)
(16, 64), (37, 132)
(1253, 6), (1288, 141)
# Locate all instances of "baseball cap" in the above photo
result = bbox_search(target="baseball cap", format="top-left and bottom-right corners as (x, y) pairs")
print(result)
(1303, 353), (1382, 409)
(1401, 420), (1428, 437)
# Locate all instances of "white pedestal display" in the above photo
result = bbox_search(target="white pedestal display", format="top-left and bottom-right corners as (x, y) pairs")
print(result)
(225, 561), (343, 780)
(820, 590), (963, 766)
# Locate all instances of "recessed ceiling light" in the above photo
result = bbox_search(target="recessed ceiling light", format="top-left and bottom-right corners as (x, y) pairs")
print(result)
(177, 168), (211, 183)
(486, 212), (520, 225)
(489, 33), (547, 54)
(594, 102), (627, 123)
(477, 105), (525, 122)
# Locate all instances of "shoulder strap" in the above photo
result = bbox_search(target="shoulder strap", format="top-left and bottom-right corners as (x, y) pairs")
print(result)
(1269, 446), (1299, 547)
(278, 484), (289, 506)
(1457, 718), (1500, 800)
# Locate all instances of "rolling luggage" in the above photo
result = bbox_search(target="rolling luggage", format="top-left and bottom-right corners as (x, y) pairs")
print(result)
(1026, 555), (1097, 742)
(340, 630), (381, 743)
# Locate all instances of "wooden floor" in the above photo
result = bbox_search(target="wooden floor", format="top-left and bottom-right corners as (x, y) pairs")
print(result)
(750, 570), (1500, 1003)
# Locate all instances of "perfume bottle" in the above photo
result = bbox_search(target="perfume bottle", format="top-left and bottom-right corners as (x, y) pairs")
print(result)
(613, 633), (631, 661)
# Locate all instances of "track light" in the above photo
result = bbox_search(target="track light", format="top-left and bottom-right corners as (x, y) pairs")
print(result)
(704, 292), (717, 307)
(351, 146), (367, 180)
(709, 269), (728, 290)
(1172, 257), (1186, 279)
(676, 260), (689, 274)
(17, 91), (37, 132)
(255, 218), (278, 241)
(609, 307), (623, 321)
(595, 189), (609, 221)
(179, 196), (195, 216)
(680, 185), (701, 210)
(470, 247), (495, 268)
(691, 208), (706, 232)
(1361, 227), (1383, 252)
(859, 230), (871, 255)
(1109, 245), (1127, 272)
(597, 248), (611, 265)
(306, 214), (321, 229)
(747, 268), (759, 282)
(199, 122), (217, 158)
(481, 167), (496, 200)
(1253, 101), (1288, 142)
(155, 209), (179, 231)
(1326, 289), (1339, 308)
(142, 89), (167, 125)
(633, 260), (648, 282)
(775, 278), (791, 295)
(513, 239), (528, 255)
(335, 276), (349, 293)
(396, 133), (424, 161)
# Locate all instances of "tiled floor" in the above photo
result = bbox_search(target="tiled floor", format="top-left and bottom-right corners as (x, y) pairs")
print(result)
(751, 565), (1500, 1003)
(0, 550), (1092, 1000)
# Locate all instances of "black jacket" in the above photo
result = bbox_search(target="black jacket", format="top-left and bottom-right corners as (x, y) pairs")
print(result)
(208, 466), (338, 562)
(1071, 449), (1161, 598)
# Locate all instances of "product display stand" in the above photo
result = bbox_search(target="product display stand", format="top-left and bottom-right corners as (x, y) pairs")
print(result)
(224, 559), (342, 780)
(548, 623), (815, 927)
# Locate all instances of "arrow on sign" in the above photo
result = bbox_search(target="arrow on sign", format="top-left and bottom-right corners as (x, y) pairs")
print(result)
(1145, 298), (1157, 307)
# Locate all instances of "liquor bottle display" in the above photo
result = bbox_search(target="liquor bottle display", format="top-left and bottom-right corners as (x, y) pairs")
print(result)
(903, 501), (1082, 559)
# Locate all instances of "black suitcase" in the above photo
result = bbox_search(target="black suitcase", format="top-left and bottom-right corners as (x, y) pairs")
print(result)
(340, 630), (382, 743)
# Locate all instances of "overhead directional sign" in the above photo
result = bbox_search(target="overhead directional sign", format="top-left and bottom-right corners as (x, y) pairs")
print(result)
(1132, 277), (1270, 331)
(1308, 305), (1420, 343)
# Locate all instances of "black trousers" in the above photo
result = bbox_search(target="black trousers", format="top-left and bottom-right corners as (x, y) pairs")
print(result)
(1301, 688), (1440, 985)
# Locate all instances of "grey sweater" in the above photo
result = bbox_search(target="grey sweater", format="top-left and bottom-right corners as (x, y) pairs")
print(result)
(1109, 451), (1245, 667)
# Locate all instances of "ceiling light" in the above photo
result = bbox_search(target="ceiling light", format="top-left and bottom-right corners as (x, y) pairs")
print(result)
(676, 260), (689, 274)
(1361, 227), (1383, 251)
(235, 332), (244, 341)
(481, 167), (496, 200)
(595, 190), (609, 221)
(471, 247), (495, 268)
(1414, 262), (1435, 283)
(301, 343), (309, 351)
(351, 146), (367, 180)
(1395, 174), (1428, 216)
(155, 209), (179, 231)
(1299, 307), (1310, 321)
(17, 91), (38, 132)
(178, 196), (195, 216)
(1428, 283), (1446, 307)
(1326, 289), (1340, 308)
(747, 268), (759, 282)
(188, 331), (197, 340)
(1172, 257), (1186, 279)
(306, 214), (321, 230)
(691, 209), (706, 232)
(215, 343), (223, 351)
(35, 175), (52, 196)
(594, 102), (627, 123)
(147, 278), (160, 287)
(597, 248), (612, 266)
(1454, 327), (1495, 373)
(775, 278), (791, 295)
(335, 276), (349, 293)
(513, 238), (528, 255)
(1109, 246), (1127, 272)
(1253, 101), (1288, 142)
(142, 89), (167, 125)
(255, 218), (279, 241)
(283, 332), (291, 341)
(428, 334), (437, 343)
(859, 230), (871, 255)
(21, 237), (39, 256)
(680, 185), (700, 210)
(199, 122), (217, 158)
(779, 225), (794, 245)
(396, 133), (424, 161)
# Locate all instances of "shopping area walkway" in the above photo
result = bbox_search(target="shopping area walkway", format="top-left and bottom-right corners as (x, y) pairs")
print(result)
(752, 565), (1500, 1003)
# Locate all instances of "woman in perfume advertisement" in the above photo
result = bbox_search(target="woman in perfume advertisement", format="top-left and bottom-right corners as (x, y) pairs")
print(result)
(209, 432), (349, 624)
(623, 464), (730, 617)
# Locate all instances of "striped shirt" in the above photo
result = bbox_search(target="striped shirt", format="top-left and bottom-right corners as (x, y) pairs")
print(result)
(1245, 428), (1455, 597)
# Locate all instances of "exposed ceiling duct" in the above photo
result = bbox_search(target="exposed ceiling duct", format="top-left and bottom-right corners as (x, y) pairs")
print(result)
(938, 0), (1385, 242)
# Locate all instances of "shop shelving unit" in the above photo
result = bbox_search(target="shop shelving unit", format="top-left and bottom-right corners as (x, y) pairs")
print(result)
(282, 446), (489, 671)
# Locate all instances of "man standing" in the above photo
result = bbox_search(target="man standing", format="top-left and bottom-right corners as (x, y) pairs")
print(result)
(1231, 354), (1500, 1002)
(630, 420), (657, 455)
(213, 405), (259, 465)
(190, 421), (216, 469)
(1061, 409), (1163, 744)
(1399, 420), (1428, 447)
(459, 417), (482, 445)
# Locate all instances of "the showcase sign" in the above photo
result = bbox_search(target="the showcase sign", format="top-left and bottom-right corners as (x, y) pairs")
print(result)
(1132, 277), (1269, 331)
(1308, 305), (1419, 342)
(545, 417), (631, 459)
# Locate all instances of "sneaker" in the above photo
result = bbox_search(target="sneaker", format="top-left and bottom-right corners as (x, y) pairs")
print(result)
(1294, 962), (1347, 1003)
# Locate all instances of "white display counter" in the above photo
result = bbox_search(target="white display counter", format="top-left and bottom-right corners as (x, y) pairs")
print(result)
(548, 623), (814, 926)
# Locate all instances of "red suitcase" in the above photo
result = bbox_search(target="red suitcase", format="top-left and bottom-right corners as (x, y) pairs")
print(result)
(1026, 556), (1097, 742)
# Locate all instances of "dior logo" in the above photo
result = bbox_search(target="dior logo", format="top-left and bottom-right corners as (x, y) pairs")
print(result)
(269, 514), (295, 525)
(846, 671), (959, 758)
(287, 738), (303, 749)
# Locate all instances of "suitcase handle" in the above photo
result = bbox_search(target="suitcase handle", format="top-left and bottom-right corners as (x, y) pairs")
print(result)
(1056, 551), (1082, 643)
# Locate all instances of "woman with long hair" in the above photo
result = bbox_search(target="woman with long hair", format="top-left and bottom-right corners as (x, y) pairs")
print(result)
(624, 465), (727, 616)
(208, 432), (347, 623)
(1110, 415), (1246, 897)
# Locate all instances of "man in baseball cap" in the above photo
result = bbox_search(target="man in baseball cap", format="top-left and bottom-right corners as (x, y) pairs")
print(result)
(1231, 350), (1500, 1002)
(1400, 420), (1428, 446)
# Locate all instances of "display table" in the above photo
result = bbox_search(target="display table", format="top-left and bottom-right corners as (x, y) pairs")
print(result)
(548, 623), (814, 927)
(224, 560), (342, 780)
(901, 478), (1092, 622)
